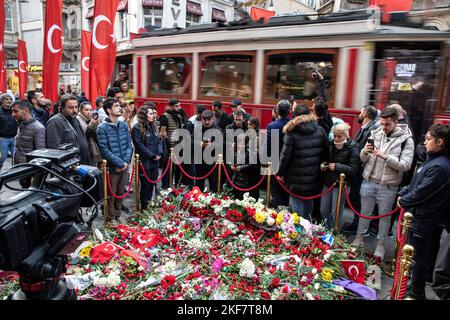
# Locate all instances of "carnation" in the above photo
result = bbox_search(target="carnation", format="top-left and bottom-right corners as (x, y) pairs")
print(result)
(239, 258), (255, 278)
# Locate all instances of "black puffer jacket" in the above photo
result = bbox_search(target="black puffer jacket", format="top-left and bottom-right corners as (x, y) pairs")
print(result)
(323, 139), (360, 187)
(278, 114), (328, 196)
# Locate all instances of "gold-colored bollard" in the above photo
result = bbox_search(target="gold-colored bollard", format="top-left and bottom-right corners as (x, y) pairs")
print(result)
(394, 244), (415, 300)
(217, 154), (223, 194)
(135, 154), (140, 214)
(392, 212), (414, 274)
(169, 147), (174, 188)
(102, 160), (109, 226)
(266, 162), (272, 208)
(333, 173), (346, 235)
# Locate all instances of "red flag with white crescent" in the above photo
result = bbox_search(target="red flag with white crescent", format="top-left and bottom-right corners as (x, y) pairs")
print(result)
(0, 0), (7, 92)
(43, 0), (63, 108)
(340, 260), (366, 284)
(130, 229), (161, 249)
(89, 0), (120, 104)
(81, 30), (91, 100)
(90, 242), (121, 264)
(18, 40), (28, 99)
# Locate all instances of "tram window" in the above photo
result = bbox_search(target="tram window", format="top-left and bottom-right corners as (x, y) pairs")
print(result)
(199, 54), (254, 99)
(149, 57), (192, 95)
(265, 52), (335, 101)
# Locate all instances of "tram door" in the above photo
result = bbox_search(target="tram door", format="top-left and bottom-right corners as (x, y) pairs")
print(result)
(374, 48), (443, 143)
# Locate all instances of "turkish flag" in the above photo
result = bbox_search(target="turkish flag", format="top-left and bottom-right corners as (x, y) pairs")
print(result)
(43, 0), (63, 108)
(186, 186), (204, 201)
(90, 242), (121, 264)
(340, 260), (366, 284)
(81, 30), (91, 100)
(0, 0), (7, 92)
(18, 40), (28, 99)
(115, 224), (136, 238)
(120, 249), (147, 269)
(89, 0), (120, 104)
(130, 229), (161, 249)
(250, 7), (276, 23)
(369, 0), (413, 23)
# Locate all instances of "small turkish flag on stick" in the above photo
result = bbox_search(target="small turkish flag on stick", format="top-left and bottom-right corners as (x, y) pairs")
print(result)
(340, 260), (366, 284)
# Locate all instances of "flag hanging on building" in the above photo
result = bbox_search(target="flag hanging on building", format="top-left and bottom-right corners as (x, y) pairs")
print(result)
(250, 7), (276, 23)
(43, 0), (63, 108)
(18, 39), (28, 99)
(81, 30), (91, 100)
(0, 0), (7, 92)
(369, 0), (413, 23)
(89, 0), (120, 104)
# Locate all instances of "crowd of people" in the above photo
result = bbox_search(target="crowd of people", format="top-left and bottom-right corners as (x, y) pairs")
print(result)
(0, 81), (450, 299)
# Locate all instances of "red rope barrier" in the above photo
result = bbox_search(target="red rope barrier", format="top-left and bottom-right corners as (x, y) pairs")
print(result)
(274, 175), (336, 200)
(221, 163), (267, 192)
(173, 159), (218, 181)
(344, 188), (400, 220)
(139, 158), (171, 184)
(106, 164), (136, 200)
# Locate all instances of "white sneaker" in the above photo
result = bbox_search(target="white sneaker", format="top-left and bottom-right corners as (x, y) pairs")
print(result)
(374, 240), (386, 260)
(351, 235), (364, 248)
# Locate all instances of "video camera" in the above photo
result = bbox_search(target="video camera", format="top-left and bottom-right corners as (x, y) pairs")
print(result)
(0, 146), (103, 300)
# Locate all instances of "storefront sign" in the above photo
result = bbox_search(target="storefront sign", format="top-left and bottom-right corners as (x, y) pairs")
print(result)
(165, 0), (186, 29)
(142, 0), (163, 7)
(29, 65), (43, 72)
(395, 63), (416, 78)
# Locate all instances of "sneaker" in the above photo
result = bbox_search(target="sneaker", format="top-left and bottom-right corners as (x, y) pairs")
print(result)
(388, 230), (394, 239)
(121, 205), (130, 213)
(374, 240), (386, 261)
(351, 235), (364, 248)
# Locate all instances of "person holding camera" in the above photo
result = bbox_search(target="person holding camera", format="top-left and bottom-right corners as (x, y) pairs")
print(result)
(97, 98), (133, 225)
(320, 123), (359, 232)
(351, 107), (414, 260)
(397, 124), (450, 299)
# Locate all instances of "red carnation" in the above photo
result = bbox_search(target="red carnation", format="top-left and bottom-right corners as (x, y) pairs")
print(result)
(261, 292), (271, 300)
(271, 277), (280, 288)
(161, 275), (176, 290)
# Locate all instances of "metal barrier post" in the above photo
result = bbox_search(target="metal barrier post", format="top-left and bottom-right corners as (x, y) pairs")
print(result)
(169, 148), (174, 188)
(135, 154), (140, 213)
(333, 173), (345, 235)
(217, 154), (223, 194)
(266, 162), (272, 208)
(392, 212), (414, 275)
(102, 159), (109, 226)
(394, 244), (415, 300)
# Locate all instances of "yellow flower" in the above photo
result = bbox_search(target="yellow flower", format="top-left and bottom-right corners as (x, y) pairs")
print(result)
(288, 231), (298, 239)
(292, 213), (300, 225)
(79, 246), (92, 258)
(276, 213), (283, 226)
(321, 268), (334, 282)
(255, 211), (266, 224)
(278, 231), (283, 239)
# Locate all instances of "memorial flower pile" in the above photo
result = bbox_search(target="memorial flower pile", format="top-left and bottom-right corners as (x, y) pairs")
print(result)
(1, 187), (377, 300)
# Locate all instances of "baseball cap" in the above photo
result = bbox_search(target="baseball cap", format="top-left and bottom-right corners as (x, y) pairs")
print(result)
(168, 98), (180, 107)
(231, 98), (241, 107)
(201, 110), (214, 119)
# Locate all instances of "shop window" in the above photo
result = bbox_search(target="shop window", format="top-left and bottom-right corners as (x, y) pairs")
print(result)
(264, 52), (335, 101)
(149, 56), (192, 95)
(199, 54), (254, 99)
(5, 3), (13, 32)
(143, 7), (163, 28)
(120, 11), (129, 39)
(186, 13), (201, 27)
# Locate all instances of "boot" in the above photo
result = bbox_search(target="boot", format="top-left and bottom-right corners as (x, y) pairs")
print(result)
(351, 235), (364, 248)
(374, 240), (386, 260)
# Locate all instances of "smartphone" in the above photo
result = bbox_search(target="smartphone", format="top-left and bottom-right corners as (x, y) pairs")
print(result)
(367, 138), (374, 147)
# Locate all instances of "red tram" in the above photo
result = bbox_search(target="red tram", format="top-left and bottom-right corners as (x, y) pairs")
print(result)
(125, 11), (450, 137)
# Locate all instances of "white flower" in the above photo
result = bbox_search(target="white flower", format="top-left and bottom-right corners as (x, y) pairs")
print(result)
(239, 258), (256, 278)
(314, 283), (320, 290)
(267, 217), (275, 226)
(300, 276), (308, 282)
(311, 268), (318, 275)
(214, 207), (222, 215)
(306, 293), (314, 300)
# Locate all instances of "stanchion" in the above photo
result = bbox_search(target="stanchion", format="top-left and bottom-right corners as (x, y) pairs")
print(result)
(333, 173), (345, 235)
(135, 154), (140, 214)
(217, 154), (223, 194)
(392, 212), (414, 275)
(102, 159), (109, 226)
(266, 162), (272, 208)
(394, 244), (415, 300)
(169, 148), (174, 188)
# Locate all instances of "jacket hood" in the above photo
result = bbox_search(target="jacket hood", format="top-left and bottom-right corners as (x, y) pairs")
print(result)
(283, 114), (318, 134)
(373, 123), (412, 139)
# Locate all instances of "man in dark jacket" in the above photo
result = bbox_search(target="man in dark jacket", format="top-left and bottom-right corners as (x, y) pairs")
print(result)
(212, 101), (232, 131)
(277, 105), (328, 219)
(192, 110), (223, 193)
(46, 95), (91, 165)
(266, 100), (291, 208)
(343, 105), (379, 235)
(27, 90), (49, 126)
(97, 98), (133, 224)
(11, 100), (46, 188)
(0, 94), (17, 172)
(432, 233), (450, 300)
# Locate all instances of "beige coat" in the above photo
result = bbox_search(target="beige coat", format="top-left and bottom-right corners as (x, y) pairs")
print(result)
(360, 124), (415, 186)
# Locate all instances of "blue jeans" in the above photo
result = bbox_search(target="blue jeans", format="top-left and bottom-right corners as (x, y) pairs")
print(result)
(356, 180), (398, 241)
(289, 196), (314, 220)
(0, 137), (15, 169)
(320, 186), (346, 232)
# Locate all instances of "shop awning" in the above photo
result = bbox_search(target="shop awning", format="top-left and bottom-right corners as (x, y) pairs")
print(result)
(142, 0), (163, 7)
(117, 0), (128, 11)
(85, 7), (94, 19)
(212, 8), (226, 22)
(187, 1), (203, 16)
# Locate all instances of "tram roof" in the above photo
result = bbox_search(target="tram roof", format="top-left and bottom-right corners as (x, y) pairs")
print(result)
(134, 10), (450, 48)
